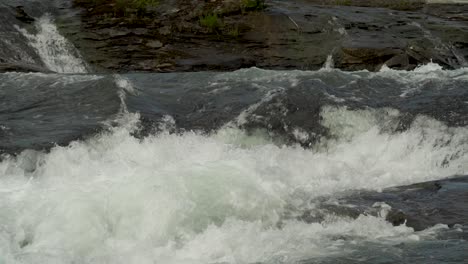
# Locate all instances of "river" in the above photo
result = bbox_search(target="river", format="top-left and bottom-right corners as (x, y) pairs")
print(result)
(0, 1), (467, 264)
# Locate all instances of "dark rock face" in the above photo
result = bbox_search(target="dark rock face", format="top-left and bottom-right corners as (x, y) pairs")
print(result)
(0, 3), (46, 70)
(0, 62), (51, 73)
(302, 176), (468, 231)
(374, 178), (468, 231)
(58, 0), (468, 73)
(14, 6), (35, 24)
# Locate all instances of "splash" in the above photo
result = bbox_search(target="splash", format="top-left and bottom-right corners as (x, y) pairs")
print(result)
(1, 64), (468, 263)
(0, 103), (466, 263)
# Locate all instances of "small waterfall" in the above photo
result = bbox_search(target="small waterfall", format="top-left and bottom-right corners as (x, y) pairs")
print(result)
(323, 54), (334, 70)
(322, 17), (344, 71)
(16, 14), (88, 73)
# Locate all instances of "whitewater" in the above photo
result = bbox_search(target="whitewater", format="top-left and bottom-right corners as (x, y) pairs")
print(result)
(0, 9), (467, 264)
(1, 65), (468, 263)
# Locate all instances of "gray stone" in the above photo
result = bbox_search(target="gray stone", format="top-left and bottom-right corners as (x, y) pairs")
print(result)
(146, 40), (163, 48)
(158, 26), (171, 36)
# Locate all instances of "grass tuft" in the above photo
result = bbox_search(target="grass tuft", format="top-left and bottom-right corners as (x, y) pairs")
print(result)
(241, 0), (266, 12)
(199, 13), (223, 33)
(228, 24), (240, 38)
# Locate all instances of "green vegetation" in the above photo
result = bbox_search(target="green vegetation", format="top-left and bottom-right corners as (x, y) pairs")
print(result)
(241, 0), (266, 11)
(228, 25), (240, 38)
(199, 14), (223, 33)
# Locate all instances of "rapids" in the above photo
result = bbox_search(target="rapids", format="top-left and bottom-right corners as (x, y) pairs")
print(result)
(1, 65), (468, 263)
(0, 2), (467, 264)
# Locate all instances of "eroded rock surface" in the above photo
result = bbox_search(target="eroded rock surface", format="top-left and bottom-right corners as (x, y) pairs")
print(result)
(58, 0), (468, 72)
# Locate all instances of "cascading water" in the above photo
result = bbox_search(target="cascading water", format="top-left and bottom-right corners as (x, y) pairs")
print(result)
(15, 14), (88, 74)
(323, 54), (334, 70)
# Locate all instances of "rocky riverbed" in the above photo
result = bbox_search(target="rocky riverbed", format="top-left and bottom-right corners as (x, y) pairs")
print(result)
(2, 0), (468, 73)
(55, 0), (468, 72)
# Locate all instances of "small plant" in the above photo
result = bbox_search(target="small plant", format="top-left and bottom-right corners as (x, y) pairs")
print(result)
(241, 0), (266, 12)
(199, 14), (223, 33)
(228, 25), (240, 38)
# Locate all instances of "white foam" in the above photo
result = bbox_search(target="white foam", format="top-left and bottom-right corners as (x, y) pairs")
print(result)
(377, 62), (468, 97)
(232, 87), (282, 126)
(217, 63), (468, 92)
(16, 15), (88, 74)
(114, 75), (138, 114)
(0, 103), (466, 263)
(413, 62), (445, 73)
(322, 55), (335, 70)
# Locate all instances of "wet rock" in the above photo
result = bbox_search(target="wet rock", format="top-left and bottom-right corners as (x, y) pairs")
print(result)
(156, 62), (175, 72)
(156, 62), (173, 68)
(341, 41), (405, 71)
(102, 28), (132, 38)
(14, 6), (35, 24)
(0, 62), (51, 73)
(308, 176), (468, 231)
(146, 40), (163, 48)
(383, 53), (411, 70)
(385, 210), (407, 226)
(65, 0), (468, 72)
(178, 54), (255, 71)
(158, 26), (172, 36)
(243, 85), (328, 146)
(134, 28), (149, 35)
